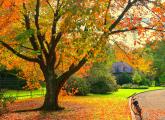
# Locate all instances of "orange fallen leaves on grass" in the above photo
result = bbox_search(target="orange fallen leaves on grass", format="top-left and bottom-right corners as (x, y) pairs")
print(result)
(1, 96), (131, 120)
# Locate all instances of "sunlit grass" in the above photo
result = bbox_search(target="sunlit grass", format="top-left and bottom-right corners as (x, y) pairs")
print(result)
(4, 88), (46, 99)
(87, 87), (165, 98)
(4, 86), (164, 100)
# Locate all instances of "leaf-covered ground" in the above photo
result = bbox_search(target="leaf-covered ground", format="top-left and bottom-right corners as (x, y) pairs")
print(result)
(1, 88), (164, 120)
(1, 96), (130, 120)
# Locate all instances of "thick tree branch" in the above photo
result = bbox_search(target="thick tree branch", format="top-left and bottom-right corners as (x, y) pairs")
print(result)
(104, 0), (111, 25)
(109, 0), (138, 32)
(23, 2), (46, 67)
(47, 0), (62, 67)
(51, 3), (60, 35)
(50, 0), (61, 46)
(0, 40), (39, 62)
(47, 32), (62, 67)
(49, 32), (62, 54)
(51, 14), (61, 38)
(34, 0), (49, 57)
(23, 3), (39, 51)
(35, 0), (40, 31)
(57, 56), (87, 87)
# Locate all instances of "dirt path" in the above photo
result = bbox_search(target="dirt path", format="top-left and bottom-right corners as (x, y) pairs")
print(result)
(134, 90), (165, 120)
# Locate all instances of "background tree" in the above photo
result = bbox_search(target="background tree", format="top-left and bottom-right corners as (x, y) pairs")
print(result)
(117, 72), (132, 85)
(151, 40), (165, 85)
(87, 49), (118, 94)
(0, 0), (165, 111)
(132, 71), (142, 85)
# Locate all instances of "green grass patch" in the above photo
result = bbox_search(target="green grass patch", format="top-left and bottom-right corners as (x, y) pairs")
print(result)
(4, 88), (46, 99)
(87, 87), (165, 99)
(3, 87), (165, 100)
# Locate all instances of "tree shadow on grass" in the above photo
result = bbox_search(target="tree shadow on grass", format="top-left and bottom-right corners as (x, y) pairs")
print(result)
(88, 92), (113, 96)
(14, 106), (65, 113)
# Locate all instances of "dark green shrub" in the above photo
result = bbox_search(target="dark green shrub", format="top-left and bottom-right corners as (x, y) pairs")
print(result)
(159, 73), (165, 85)
(116, 72), (132, 85)
(88, 75), (118, 94)
(64, 76), (90, 96)
(139, 78), (151, 86)
(0, 65), (26, 90)
(86, 61), (118, 94)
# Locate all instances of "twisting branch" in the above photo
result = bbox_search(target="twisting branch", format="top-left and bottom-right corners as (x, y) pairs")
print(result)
(34, 0), (49, 57)
(35, 0), (40, 31)
(51, 12), (61, 37)
(104, 0), (111, 25)
(23, 3), (39, 51)
(56, 0), (60, 11)
(50, 0), (61, 41)
(57, 56), (87, 87)
(49, 32), (62, 53)
(47, 0), (62, 66)
(48, 32), (62, 66)
(109, 0), (138, 32)
(22, 2), (46, 66)
(46, 0), (55, 12)
(0, 40), (39, 62)
(109, 27), (165, 35)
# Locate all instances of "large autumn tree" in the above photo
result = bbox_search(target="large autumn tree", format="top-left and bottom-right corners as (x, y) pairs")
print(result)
(0, 0), (165, 110)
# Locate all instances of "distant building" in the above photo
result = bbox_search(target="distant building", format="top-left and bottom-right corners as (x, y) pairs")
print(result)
(112, 62), (133, 74)
(112, 62), (133, 85)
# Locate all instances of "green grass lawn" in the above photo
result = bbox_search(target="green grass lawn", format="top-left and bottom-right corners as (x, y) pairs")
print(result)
(4, 88), (46, 99)
(4, 87), (165, 100)
(86, 87), (165, 99)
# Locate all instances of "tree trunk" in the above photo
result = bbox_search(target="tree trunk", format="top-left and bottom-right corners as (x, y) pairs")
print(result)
(41, 71), (62, 111)
(39, 57), (87, 111)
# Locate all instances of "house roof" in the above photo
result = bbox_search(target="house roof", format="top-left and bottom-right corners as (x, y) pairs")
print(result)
(112, 62), (133, 73)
